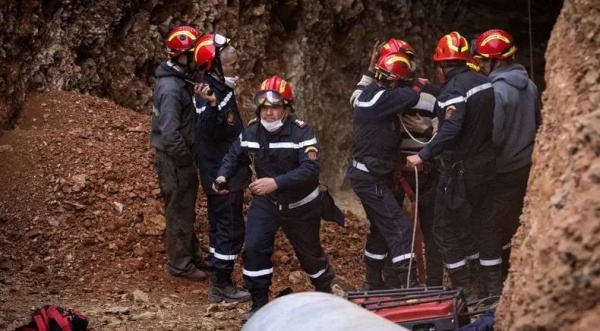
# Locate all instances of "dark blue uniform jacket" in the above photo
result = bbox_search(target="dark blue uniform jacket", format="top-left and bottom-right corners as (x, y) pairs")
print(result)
(218, 118), (319, 204)
(351, 83), (420, 176)
(195, 73), (250, 193)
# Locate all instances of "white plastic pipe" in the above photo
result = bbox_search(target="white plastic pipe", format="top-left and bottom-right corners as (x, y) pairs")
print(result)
(242, 292), (409, 331)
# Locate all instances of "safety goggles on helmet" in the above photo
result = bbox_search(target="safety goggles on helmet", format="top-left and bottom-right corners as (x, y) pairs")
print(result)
(214, 33), (230, 48)
(254, 90), (286, 107)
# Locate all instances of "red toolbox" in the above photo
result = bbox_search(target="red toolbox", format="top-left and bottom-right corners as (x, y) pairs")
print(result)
(346, 286), (469, 330)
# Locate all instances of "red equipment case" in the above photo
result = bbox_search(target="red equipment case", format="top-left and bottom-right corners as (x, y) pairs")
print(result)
(346, 286), (470, 331)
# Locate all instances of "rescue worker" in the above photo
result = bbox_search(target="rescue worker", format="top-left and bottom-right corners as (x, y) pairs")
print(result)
(215, 76), (335, 322)
(407, 31), (501, 301)
(350, 39), (444, 288)
(347, 52), (422, 290)
(193, 33), (251, 302)
(150, 26), (207, 281)
(473, 29), (542, 284)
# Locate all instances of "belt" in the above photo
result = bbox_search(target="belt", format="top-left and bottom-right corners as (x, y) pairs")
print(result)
(352, 159), (369, 173)
(271, 187), (320, 211)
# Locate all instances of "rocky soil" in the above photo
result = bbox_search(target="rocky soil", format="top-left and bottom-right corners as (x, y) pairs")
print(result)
(0, 91), (367, 330)
(496, 0), (600, 330)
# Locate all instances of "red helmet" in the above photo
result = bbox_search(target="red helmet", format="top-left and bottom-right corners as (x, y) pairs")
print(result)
(474, 29), (517, 60)
(165, 26), (201, 57)
(433, 31), (471, 62)
(193, 33), (232, 70)
(466, 56), (481, 72)
(379, 38), (415, 60)
(374, 52), (412, 83)
(255, 75), (294, 106)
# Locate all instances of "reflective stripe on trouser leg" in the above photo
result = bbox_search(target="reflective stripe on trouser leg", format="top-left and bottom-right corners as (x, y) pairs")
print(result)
(242, 197), (280, 292)
(349, 174), (413, 271)
(280, 197), (335, 288)
(207, 191), (245, 272)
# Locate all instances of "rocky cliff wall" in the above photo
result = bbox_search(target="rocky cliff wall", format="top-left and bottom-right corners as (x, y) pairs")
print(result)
(496, 0), (600, 329)
(0, 0), (560, 188)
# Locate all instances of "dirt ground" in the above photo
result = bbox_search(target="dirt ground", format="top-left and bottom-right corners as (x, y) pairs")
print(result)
(0, 91), (369, 330)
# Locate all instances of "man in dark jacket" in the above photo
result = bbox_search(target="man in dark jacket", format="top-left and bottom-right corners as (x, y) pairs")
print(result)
(348, 52), (422, 290)
(150, 26), (207, 282)
(216, 76), (335, 323)
(474, 29), (542, 282)
(350, 40), (443, 289)
(407, 32), (501, 301)
(193, 33), (250, 302)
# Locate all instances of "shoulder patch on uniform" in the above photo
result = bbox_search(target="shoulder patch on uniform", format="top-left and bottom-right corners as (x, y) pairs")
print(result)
(444, 105), (456, 119)
(293, 119), (306, 127)
(305, 146), (319, 160)
(248, 118), (259, 125)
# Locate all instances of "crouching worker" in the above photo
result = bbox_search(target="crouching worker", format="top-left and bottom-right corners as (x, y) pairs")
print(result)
(215, 75), (335, 322)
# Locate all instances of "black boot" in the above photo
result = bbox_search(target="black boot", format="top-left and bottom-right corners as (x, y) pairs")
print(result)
(241, 291), (269, 323)
(448, 265), (478, 303)
(481, 265), (503, 298)
(397, 264), (420, 289)
(382, 256), (402, 289)
(361, 263), (386, 291)
(209, 269), (250, 303)
(467, 258), (483, 299)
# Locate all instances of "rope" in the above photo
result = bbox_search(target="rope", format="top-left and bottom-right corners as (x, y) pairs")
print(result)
(406, 166), (419, 288)
(528, 0), (535, 80)
(399, 117), (436, 145)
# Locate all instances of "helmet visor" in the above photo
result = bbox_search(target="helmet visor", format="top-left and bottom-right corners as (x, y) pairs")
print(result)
(254, 90), (285, 107)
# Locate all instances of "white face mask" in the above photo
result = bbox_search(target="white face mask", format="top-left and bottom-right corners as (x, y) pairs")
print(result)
(224, 76), (238, 88)
(261, 119), (284, 132)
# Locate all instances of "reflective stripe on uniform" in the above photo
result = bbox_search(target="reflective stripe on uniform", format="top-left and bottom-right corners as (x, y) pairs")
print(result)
(502, 243), (511, 250)
(392, 253), (415, 264)
(364, 251), (387, 260)
(466, 253), (480, 260)
(445, 259), (467, 269)
(352, 160), (369, 172)
(269, 138), (317, 149)
(243, 268), (274, 277)
(308, 267), (327, 279)
(288, 187), (320, 209)
(354, 90), (385, 108)
(437, 82), (493, 108)
(213, 251), (238, 261)
(480, 258), (502, 266)
(218, 91), (233, 111)
(240, 138), (317, 150)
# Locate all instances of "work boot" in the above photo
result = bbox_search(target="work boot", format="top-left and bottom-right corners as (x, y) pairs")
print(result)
(481, 265), (503, 298)
(193, 254), (210, 271)
(209, 270), (250, 303)
(168, 268), (207, 282)
(397, 265), (420, 289)
(448, 265), (478, 303)
(382, 257), (402, 289)
(241, 291), (269, 323)
(314, 281), (333, 293)
(361, 264), (386, 291)
(467, 258), (483, 299)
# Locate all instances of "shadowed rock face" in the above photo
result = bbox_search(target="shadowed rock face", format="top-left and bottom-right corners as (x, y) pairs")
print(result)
(0, 0), (560, 188)
(496, 0), (600, 330)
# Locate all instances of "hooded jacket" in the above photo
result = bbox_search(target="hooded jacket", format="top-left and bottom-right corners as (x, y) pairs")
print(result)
(489, 63), (541, 173)
(150, 61), (196, 167)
